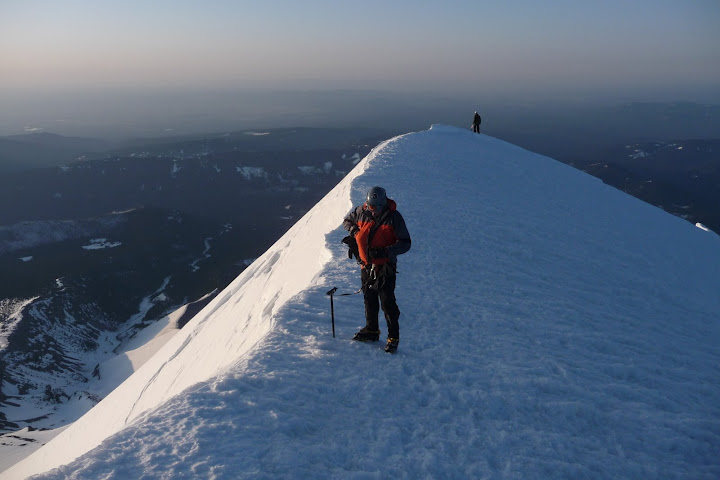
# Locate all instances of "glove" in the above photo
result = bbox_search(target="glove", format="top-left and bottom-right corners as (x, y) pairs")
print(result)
(341, 235), (360, 261)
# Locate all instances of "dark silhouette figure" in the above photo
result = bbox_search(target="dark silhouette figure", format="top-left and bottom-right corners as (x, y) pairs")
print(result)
(472, 111), (482, 133)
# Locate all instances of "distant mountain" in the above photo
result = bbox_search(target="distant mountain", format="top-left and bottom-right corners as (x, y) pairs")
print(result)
(611, 102), (720, 140)
(0, 133), (110, 172)
(0, 128), (394, 173)
(4, 132), (108, 150)
(112, 127), (394, 155)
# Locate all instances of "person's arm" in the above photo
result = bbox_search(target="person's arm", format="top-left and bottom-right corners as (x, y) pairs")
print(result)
(342, 206), (362, 262)
(388, 211), (411, 260)
(342, 206), (360, 234)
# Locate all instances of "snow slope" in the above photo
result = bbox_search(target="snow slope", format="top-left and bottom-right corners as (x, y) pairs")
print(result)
(5, 125), (720, 479)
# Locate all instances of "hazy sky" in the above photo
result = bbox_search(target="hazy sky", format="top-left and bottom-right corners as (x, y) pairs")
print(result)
(2, 0), (719, 95)
(1, 1), (719, 136)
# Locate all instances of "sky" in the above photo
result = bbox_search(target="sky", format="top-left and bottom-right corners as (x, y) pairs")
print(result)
(0, 0), (719, 136)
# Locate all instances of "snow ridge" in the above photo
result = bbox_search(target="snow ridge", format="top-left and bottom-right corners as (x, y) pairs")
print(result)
(5, 126), (720, 479)
(3, 135), (395, 479)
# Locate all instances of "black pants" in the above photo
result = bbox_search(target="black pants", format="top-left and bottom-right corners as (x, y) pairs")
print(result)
(473, 124), (480, 133)
(362, 266), (400, 339)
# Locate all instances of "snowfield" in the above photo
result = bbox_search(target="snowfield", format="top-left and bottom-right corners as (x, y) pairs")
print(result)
(4, 125), (719, 479)
(0, 297), (38, 349)
(81, 238), (122, 250)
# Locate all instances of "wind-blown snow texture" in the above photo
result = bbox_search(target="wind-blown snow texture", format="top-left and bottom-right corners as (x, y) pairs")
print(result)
(6, 125), (720, 479)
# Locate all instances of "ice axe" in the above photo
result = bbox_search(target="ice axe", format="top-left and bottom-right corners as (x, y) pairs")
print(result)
(325, 286), (362, 337)
(326, 287), (338, 338)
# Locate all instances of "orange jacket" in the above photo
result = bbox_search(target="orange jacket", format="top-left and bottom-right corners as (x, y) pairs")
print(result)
(343, 199), (411, 266)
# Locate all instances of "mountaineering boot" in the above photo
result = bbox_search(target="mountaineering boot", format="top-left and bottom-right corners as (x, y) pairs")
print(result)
(384, 337), (399, 353)
(352, 327), (380, 342)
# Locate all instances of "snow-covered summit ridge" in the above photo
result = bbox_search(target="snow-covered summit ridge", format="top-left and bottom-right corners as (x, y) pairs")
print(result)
(6, 125), (720, 479)
(2, 133), (393, 478)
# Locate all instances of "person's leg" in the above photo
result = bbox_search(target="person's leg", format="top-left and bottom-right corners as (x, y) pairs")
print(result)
(363, 292), (380, 331)
(361, 268), (380, 332)
(378, 272), (400, 339)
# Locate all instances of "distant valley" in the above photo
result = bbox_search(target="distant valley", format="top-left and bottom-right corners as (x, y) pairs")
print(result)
(565, 139), (720, 234)
(0, 128), (390, 435)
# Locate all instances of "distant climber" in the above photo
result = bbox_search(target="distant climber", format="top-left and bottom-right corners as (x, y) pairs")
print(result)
(472, 111), (482, 133)
(342, 186), (411, 353)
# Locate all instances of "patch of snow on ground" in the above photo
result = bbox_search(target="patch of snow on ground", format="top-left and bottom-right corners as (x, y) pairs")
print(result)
(0, 427), (68, 474)
(189, 238), (213, 272)
(152, 293), (168, 302)
(188, 225), (233, 273)
(236, 166), (268, 180)
(695, 222), (713, 233)
(120, 277), (171, 333)
(171, 159), (181, 177)
(102, 313), (179, 376)
(0, 290), (207, 472)
(81, 239), (122, 250)
(297, 166), (320, 175)
(111, 208), (136, 215)
(629, 150), (649, 159)
(17, 256), (33, 262)
(0, 297), (39, 349)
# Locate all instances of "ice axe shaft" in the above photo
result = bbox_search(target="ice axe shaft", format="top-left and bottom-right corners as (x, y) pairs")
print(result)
(326, 287), (338, 338)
